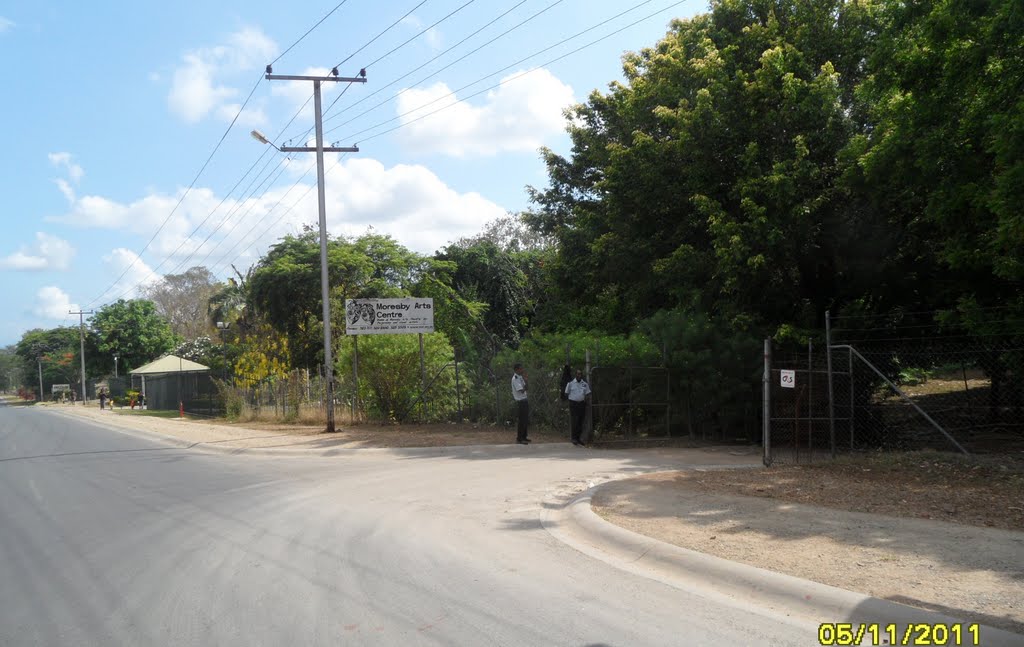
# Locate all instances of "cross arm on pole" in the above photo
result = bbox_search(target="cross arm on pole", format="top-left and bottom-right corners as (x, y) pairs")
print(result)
(280, 145), (359, 153)
(266, 74), (367, 83)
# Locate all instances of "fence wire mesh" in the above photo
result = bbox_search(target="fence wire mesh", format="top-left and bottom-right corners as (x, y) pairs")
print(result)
(766, 313), (1024, 465)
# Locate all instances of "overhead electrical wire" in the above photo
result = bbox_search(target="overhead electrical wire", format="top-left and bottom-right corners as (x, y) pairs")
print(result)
(85, 0), (358, 308)
(270, 0), (354, 67)
(109, 0), (692, 296)
(335, 0), (679, 143)
(283, 0), (476, 148)
(212, 0), (688, 279)
(86, 73), (265, 308)
(321, 0), (569, 134)
(334, 1), (430, 70)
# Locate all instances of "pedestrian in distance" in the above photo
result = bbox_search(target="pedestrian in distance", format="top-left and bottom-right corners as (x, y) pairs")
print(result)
(564, 369), (591, 446)
(511, 363), (530, 445)
(99, 389), (107, 410)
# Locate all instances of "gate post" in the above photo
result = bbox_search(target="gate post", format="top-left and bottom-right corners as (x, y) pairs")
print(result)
(825, 310), (836, 457)
(763, 338), (772, 466)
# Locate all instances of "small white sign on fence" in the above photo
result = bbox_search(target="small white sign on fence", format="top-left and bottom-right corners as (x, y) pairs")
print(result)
(780, 370), (796, 389)
(51, 383), (71, 393)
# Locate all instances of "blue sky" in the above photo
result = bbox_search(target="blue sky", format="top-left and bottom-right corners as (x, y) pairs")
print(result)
(0, 0), (706, 346)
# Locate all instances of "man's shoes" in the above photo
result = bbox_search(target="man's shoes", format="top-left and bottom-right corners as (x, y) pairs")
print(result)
(517, 440), (529, 445)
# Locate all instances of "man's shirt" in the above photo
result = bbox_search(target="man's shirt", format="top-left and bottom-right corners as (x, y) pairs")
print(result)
(511, 373), (528, 401)
(565, 378), (591, 402)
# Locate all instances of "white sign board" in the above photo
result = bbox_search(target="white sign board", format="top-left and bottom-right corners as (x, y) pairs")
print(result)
(51, 383), (71, 393)
(345, 298), (434, 335)
(780, 370), (796, 389)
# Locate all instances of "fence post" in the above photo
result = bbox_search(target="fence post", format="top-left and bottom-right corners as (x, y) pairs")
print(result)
(585, 349), (592, 440)
(454, 353), (462, 423)
(763, 338), (771, 467)
(808, 339), (813, 454)
(848, 346), (855, 451)
(825, 310), (836, 457)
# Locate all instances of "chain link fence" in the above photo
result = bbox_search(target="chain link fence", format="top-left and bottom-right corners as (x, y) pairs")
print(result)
(765, 312), (1024, 465)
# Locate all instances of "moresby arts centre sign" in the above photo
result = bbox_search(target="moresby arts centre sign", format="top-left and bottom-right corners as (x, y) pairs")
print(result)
(345, 298), (434, 335)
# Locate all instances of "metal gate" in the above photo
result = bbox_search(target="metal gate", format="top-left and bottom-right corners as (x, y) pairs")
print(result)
(590, 366), (671, 444)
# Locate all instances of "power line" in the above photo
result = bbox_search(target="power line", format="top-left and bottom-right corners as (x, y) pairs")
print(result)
(206, 160), (326, 276)
(87, 72), (265, 308)
(283, 0), (478, 148)
(363, 0), (477, 70)
(86, 0), (362, 309)
(335, 1), (430, 70)
(337, 0), (681, 144)
(270, 0), (354, 67)
(215, 0), (681, 279)
(322, 0), (567, 134)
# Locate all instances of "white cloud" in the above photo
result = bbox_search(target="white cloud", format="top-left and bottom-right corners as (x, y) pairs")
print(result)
(320, 157), (507, 253)
(92, 248), (162, 303)
(395, 68), (575, 157)
(34, 286), (78, 320)
(47, 186), (227, 261)
(0, 233), (75, 271)
(0, 17), (14, 33)
(168, 27), (277, 123)
(45, 155), (507, 286)
(49, 152), (84, 182)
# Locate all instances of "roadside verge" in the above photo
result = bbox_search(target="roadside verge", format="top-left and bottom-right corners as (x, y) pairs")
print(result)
(541, 484), (1022, 647)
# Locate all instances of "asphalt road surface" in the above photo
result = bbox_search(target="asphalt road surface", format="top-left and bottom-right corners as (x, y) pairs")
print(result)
(0, 403), (817, 646)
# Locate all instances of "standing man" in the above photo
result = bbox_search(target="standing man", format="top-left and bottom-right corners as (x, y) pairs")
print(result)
(511, 363), (530, 445)
(565, 369), (591, 446)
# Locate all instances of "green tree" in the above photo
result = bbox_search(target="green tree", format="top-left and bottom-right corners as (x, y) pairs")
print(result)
(14, 327), (86, 399)
(528, 0), (879, 332)
(90, 299), (177, 374)
(336, 332), (456, 422)
(851, 0), (1024, 319)
(248, 230), (475, 371)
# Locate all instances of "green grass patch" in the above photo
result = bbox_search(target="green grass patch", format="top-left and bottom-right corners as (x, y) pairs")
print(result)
(112, 409), (189, 420)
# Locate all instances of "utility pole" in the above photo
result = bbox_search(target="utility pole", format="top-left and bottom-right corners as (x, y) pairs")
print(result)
(70, 309), (94, 404)
(264, 66), (366, 433)
(37, 357), (44, 402)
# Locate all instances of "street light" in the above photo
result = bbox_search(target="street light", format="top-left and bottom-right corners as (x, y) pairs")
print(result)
(114, 355), (119, 378)
(250, 130), (281, 151)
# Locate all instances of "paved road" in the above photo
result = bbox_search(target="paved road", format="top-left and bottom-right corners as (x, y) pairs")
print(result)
(0, 403), (816, 646)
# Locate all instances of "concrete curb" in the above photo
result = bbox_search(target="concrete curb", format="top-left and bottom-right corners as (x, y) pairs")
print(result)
(541, 484), (1022, 646)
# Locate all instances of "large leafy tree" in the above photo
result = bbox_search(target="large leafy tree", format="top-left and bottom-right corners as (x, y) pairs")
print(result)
(90, 299), (177, 374)
(528, 0), (880, 332)
(141, 266), (220, 340)
(851, 0), (1024, 319)
(435, 240), (531, 347)
(248, 230), (469, 370)
(0, 345), (20, 392)
(14, 327), (88, 398)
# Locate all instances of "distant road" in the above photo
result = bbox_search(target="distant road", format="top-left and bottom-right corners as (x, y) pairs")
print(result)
(0, 406), (812, 646)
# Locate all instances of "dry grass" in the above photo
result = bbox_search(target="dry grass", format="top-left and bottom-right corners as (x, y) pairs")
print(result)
(674, 450), (1024, 530)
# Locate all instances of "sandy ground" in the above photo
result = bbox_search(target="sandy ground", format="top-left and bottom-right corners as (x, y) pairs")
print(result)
(39, 401), (1024, 635)
(592, 471), (1024, 635)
